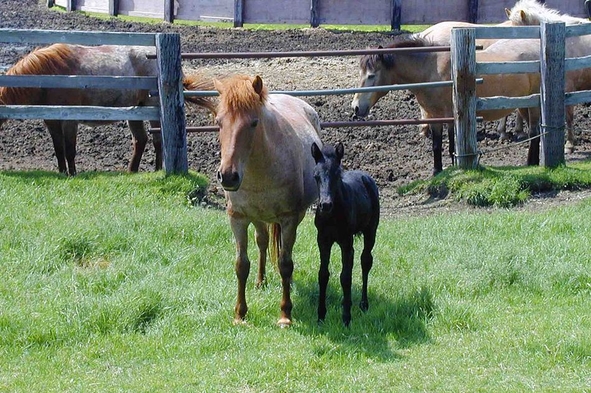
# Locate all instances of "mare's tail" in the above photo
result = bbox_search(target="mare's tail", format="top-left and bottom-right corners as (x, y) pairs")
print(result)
(182, 73), (217, 115)
(269, 223), (282, 267)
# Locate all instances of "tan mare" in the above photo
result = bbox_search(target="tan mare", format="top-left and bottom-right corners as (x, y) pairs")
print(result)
(411, 21), (526, 141)
(0, 43), (215, 175)
(506, 0), (591, 153)
(351, 34), (544, 174)
(214, 74), (322, 327)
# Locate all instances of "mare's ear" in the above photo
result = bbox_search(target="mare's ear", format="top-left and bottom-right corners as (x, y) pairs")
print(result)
(311, 142), (323, 163)
(519, 10), (526, 23)
(335, 142), (344, 161)
(252, 75), (264, 96)
(504, 8), (511, 18)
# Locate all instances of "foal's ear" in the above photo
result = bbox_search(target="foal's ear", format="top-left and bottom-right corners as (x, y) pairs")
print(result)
(504, 8), (511, 18)
(252, 75), (264, 96)
(311, 142), (323, 163)
(335, 142), (344, 160)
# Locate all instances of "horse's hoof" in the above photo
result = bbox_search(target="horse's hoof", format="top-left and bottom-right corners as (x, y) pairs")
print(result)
(359, 301), (369, 312)
(499, 132), (512, 142)
(277, 317), (292, 328)
(233, 317), (247, 326)
(515, 132), (528, 142)
(564, 143), (575, 154)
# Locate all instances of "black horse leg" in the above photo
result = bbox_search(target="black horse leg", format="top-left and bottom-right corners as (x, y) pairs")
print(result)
(62, 121), (78, 176)
(339, 238), (355, 327)
(317, 235), (332, 323)
(527, 114), (541, 166)
(359, 230), (376, 312)
(45, 120), (67, 175)
(447, 122), (456, 166)
(430, 123), (444, 175)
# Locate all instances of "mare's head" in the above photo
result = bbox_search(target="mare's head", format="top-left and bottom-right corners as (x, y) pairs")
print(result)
(351, 35), (426, 118)
(505, 0), (587, 25)
(311, 141), (344, 216)
(214, 74), (268, 191)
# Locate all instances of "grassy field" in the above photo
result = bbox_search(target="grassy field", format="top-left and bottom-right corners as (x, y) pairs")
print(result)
(0, 169), (590, 392)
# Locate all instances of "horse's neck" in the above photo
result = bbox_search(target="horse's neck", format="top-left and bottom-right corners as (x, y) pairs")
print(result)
(392, 52), (446, 84)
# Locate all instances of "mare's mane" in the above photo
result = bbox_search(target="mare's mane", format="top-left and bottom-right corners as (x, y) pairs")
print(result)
(1, 43), (79, 104)
(507, 0), (587, 25)
(360, 34), (433, 71)
(216, 74), (269, 115)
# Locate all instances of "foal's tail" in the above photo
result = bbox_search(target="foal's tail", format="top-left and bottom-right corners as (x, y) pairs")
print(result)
(182, 73), (217, 115)
(269, 223), (282, 267)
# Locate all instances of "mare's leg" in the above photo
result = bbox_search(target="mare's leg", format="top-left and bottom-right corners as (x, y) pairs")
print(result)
(430, 123), (444, 175)
(62, 121), (78, 176)
(514, 111), (527, 141)
(230, 215), (251, 324)
(496, 116), (510, 141)
(252, 220), (269, 288)
(150, 120), (163, 170)
(316, 230), (333, 323)
(360, 227), (377, 313)
(127, 120), (148, 172)
(565, 106), (575, 154)
(338, 236), (355, 327)
(44, 120), (67, 174)
(526, 109), (541, 166)
(447, 122), (455, 166)
(277, 214), (303, 327)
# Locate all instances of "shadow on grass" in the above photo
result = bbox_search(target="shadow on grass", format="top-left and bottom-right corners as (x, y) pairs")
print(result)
(292, 276), (434, 361)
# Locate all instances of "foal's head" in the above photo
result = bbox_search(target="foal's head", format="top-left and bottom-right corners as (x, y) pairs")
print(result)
(214, 74), (268, 191)
(311, 142), (344, 215)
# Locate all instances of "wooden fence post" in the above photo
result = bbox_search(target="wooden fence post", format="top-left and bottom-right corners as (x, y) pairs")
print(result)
(391, 0), (401, 31)
(156, 33), (188, 175)
(539, 21), (566, 168)
(310, 0), (319, 27)
(109, 0), (120, 17)
(164, 0), (174, 23)
(451, 27), (479, 170)
(47, 0), (55, 7)
(234, 0), (244, 27)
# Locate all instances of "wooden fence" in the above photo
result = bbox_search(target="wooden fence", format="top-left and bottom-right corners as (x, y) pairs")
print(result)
(451, 22), (591, 169)
(47, 0), (591, 29)
(0, 29), (189, 174)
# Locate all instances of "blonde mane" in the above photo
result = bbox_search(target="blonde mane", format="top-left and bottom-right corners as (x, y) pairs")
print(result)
(507, 0), (588, 25)
(1, 43), (79, 104)
(215, 74), (268, 116)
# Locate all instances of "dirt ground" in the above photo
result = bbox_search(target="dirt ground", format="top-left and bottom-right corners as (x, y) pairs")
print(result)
(2, 0), (591, 216)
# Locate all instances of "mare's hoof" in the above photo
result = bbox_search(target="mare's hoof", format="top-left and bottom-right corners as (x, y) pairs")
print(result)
(233, 317), (248, 326)
(565, 143), (575, 154)
(499, 132), (513, 142)
(277, 317), (292, 328)
(515, 132), (528, 142)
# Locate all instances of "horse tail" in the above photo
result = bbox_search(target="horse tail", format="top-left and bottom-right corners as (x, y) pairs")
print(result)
(2, 43), (78, 105)
(269, 223), (282, 267)
(182, 73), (217, 115)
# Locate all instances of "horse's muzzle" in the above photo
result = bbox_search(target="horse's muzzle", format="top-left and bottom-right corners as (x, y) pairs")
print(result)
(217, 170), (241, 191)
(318, 200), (334, 215)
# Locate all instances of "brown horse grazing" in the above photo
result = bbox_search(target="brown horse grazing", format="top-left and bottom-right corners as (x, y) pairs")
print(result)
(0, 43), (216, 175)
(505, 0), (590, 153)
(351, 34), (549, 175)
(214, 74), (322, 327)
(311, 142), (379, 327)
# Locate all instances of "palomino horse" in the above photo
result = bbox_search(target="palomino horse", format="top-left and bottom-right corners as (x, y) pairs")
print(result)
(0, 43), (216, 175)
(506, 0), (590, 153)
(351, 34), (544, 175)
(311, 142), (379, 326)
(214, 74), (322, 327)
(413, 21), (526, 141)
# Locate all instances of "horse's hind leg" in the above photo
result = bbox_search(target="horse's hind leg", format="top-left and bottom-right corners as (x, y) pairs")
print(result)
(447, 122), (455, 166)
(230, 215), (251, 324)
(45, 120), (68, 175)
(430, 123), (444, 175)
(252, 221), (269, 288)
(565, 106), (575, 154)
(127, 120), (148, 172)
(149, 120), (163, 170)
(359, 228), (376, 313)
(62, 121), (78, 176)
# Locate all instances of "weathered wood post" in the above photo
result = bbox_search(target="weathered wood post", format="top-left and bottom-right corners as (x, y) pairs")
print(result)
(234, 0), (244, 27)
(109, 0), (120, 17)
(451, 27), (479, 170)
(310, 0), (319, 28)
(539, 21), (566, 168)
(156, 33), (188, 175)
(164, 0), (174, 23)
(391, 0), (401, 31)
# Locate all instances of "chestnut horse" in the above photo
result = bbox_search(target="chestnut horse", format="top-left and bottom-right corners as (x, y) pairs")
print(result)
(506, 0), (590, 153)
(351, 34), (550, 175)
(0, 43), (215, 175)
(214, 74), (322, 327)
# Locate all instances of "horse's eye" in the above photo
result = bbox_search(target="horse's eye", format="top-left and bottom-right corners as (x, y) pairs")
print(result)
(367, 74), (376, 80)
(250, 119), (259, 128)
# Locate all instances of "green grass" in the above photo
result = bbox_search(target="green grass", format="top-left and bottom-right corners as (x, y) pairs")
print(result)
(0, 169), (590, 392)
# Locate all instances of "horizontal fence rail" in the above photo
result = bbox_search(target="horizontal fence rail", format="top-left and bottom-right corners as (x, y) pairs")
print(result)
(0, 29), (157, 46)
(0, 105), (160, 121)
(0, 75), (158, 90)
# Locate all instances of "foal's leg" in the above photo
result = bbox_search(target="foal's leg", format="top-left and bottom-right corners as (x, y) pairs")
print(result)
(316, 231), (333, 323)
(230, 215), (251, 324)
(150, 120), (163, 170)
(252, 220), (269, 288)
(339, 236), (355, 327)
(360, 228), (377, 313)
(430, 123), (444, 175)
(62, 121), (78, 176)
(127, 120), (148, 172)
(44, 120), (68, 175)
